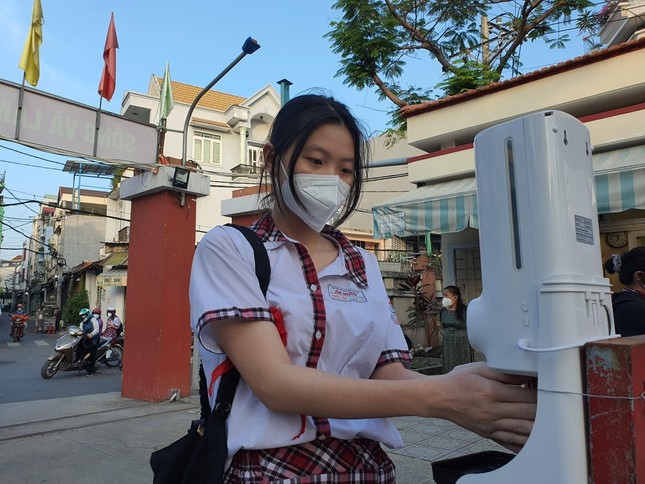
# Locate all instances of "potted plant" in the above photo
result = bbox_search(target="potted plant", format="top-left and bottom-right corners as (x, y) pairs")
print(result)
(399, 274), (442, 373)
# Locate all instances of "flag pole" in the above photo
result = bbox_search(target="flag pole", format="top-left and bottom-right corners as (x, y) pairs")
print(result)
(93, 96), (103, 157)
(15, 73), (27, 140)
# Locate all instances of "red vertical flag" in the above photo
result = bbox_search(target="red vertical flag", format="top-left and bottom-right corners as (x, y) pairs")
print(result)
(98, 13), (118, 101)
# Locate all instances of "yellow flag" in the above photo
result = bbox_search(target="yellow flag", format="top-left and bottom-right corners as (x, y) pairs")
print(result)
(18, 0), (44, 86)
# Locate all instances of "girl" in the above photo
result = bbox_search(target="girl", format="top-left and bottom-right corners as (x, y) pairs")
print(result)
(604, 247), (645, 336)
(190, 94), (536, 482)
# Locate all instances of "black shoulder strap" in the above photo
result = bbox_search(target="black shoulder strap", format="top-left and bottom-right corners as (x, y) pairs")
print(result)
(225, 223), (270, 296)
(198, 224), (270, 421)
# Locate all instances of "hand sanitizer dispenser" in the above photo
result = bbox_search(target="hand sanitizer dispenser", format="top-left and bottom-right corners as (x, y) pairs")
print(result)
(460, 111), (616, 483)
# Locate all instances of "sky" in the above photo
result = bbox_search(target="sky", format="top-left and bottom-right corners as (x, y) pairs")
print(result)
(0, 0), (590, 258)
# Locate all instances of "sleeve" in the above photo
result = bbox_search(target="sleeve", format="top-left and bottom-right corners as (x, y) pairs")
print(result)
(189, 225), (273, 353)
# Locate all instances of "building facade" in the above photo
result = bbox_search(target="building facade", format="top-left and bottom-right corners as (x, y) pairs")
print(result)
(374, 36), (645, 302)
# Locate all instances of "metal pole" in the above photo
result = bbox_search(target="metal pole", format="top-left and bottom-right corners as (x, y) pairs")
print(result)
(181, 37), (260, 168)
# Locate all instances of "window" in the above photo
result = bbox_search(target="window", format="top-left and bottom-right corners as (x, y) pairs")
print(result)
(193, 131), (222, 165)
(248, 146), (262, 166)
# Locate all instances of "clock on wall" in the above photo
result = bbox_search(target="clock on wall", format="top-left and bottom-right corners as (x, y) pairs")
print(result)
(606, 231), (628, 249)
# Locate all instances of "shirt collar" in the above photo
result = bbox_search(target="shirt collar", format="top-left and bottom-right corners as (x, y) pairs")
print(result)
(250, 214), (368, 288)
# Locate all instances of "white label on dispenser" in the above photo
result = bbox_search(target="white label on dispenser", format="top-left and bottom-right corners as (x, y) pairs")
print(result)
(574, 215), (594, 245)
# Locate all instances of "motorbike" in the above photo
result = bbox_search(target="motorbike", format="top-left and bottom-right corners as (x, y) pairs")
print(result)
(40, 325), (124, 379)
(98, 333), (124, 368)
(10, 314), (28, 342)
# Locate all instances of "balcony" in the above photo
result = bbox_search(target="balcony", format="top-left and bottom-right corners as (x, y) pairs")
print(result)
(599, 0), (645, 46)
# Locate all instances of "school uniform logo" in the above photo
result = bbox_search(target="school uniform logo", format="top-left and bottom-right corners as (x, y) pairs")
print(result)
(328, 284), (367, 302)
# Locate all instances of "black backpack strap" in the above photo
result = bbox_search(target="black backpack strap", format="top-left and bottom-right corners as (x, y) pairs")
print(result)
(225, 223), (270, 296)
(205, 224), (271, 480)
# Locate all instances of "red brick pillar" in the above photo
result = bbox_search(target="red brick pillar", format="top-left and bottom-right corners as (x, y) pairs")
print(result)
(585, 335), (645, 483)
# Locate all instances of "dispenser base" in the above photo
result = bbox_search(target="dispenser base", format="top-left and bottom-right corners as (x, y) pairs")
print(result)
(432, 451), (515, 484)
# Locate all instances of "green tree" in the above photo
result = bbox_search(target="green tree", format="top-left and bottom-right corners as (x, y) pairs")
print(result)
(63, 289), (90, 328)
(327, 0), (606, 138)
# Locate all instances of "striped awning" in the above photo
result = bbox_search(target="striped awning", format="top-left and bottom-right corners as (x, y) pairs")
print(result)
(373, 178), (478, 238)
(373, 145), (645, 238)
(594, 145), (645, 213)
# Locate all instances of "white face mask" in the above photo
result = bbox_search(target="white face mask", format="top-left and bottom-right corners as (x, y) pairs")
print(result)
(280, 165), (351, 232)
(441, 297), (453, 309)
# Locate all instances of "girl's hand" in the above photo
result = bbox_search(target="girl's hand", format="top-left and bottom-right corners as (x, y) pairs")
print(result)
(433, 362), (537, 452)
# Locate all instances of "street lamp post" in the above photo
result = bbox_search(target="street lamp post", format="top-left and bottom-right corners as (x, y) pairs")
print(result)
(181, 37), (261, 170)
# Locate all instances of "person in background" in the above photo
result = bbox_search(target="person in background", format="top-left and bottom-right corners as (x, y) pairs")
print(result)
(36, 308), (44, 333)
(92, 308), (104, 335)
(190, 94), (536, 482)
(10, 303), (27, 339)
(101, 307), (123, 343)
(76, 308), (100, 376)
(440, 285), (473, 373)
(604, 247), (645, 336)
(103, 307), (123, 340)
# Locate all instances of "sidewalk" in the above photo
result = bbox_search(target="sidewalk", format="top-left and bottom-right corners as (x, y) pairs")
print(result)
(0, 392), (506, 484)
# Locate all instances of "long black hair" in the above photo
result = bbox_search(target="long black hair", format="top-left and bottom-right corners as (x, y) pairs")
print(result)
(259, 94), (369, 227)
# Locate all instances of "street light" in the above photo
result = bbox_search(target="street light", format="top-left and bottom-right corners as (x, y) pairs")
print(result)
(181, 37), (261, 169)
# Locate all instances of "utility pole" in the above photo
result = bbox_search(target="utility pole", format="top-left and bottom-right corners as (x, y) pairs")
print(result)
(0, 172), (5, 247)
(481, 15), (490, 65)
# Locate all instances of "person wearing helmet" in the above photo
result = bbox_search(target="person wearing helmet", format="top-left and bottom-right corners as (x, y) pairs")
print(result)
(102, 307), (122, 343)
(92, 308), (104, 335)
(76, 308), (101, 375)
(10, 304), (27, 337)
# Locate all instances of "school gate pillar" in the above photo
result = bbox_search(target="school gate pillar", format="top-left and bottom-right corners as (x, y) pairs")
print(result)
(585, 335), (645, 483)
(120, 164), (209, 402)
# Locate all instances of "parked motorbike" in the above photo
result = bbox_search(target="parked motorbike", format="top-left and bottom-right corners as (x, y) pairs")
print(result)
(10, 314), (28, 342)
(40, 325), (123, 378)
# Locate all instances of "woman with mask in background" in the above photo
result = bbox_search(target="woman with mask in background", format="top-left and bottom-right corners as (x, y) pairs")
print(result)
(190, 94), (536, 482)
(604, 247), (645, 336)
(440, 285), (473, 374)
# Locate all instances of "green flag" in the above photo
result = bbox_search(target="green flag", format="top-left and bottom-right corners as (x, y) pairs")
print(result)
(159, 62), (175, 122)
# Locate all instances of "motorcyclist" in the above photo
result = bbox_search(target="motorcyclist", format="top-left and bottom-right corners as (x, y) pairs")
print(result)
(9, 304), (27, 338)
(76, 308), (100, 376)
(101, 307), (122, 344)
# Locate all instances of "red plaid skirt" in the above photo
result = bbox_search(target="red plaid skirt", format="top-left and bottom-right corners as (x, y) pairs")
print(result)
(224, 437), (396, 483)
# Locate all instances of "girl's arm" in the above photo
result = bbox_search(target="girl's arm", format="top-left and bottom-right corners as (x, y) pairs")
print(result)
(213, 318), (536, 452)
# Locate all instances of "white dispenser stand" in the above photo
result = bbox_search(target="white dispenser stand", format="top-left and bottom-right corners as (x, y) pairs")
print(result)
(463, 111), (616, 483)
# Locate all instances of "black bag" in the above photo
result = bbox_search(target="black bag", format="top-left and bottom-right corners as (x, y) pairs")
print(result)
(150, 224), (270, 484)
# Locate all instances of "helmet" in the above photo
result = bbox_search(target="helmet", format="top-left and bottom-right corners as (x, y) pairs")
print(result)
(92, 308), (101, 315)
(17, 304), (23, 308)
(106, 307), (116, 313)
(79, 308), (91, 319)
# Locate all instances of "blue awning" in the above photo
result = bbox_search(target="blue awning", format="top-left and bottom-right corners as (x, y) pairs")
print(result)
(373, 145), (645, 238)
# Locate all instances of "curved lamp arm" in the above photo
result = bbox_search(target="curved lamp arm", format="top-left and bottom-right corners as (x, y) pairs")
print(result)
(181, 37), (261, 167)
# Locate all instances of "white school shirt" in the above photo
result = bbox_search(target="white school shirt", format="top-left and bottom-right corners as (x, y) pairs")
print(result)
(190, 216), (410, 460)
